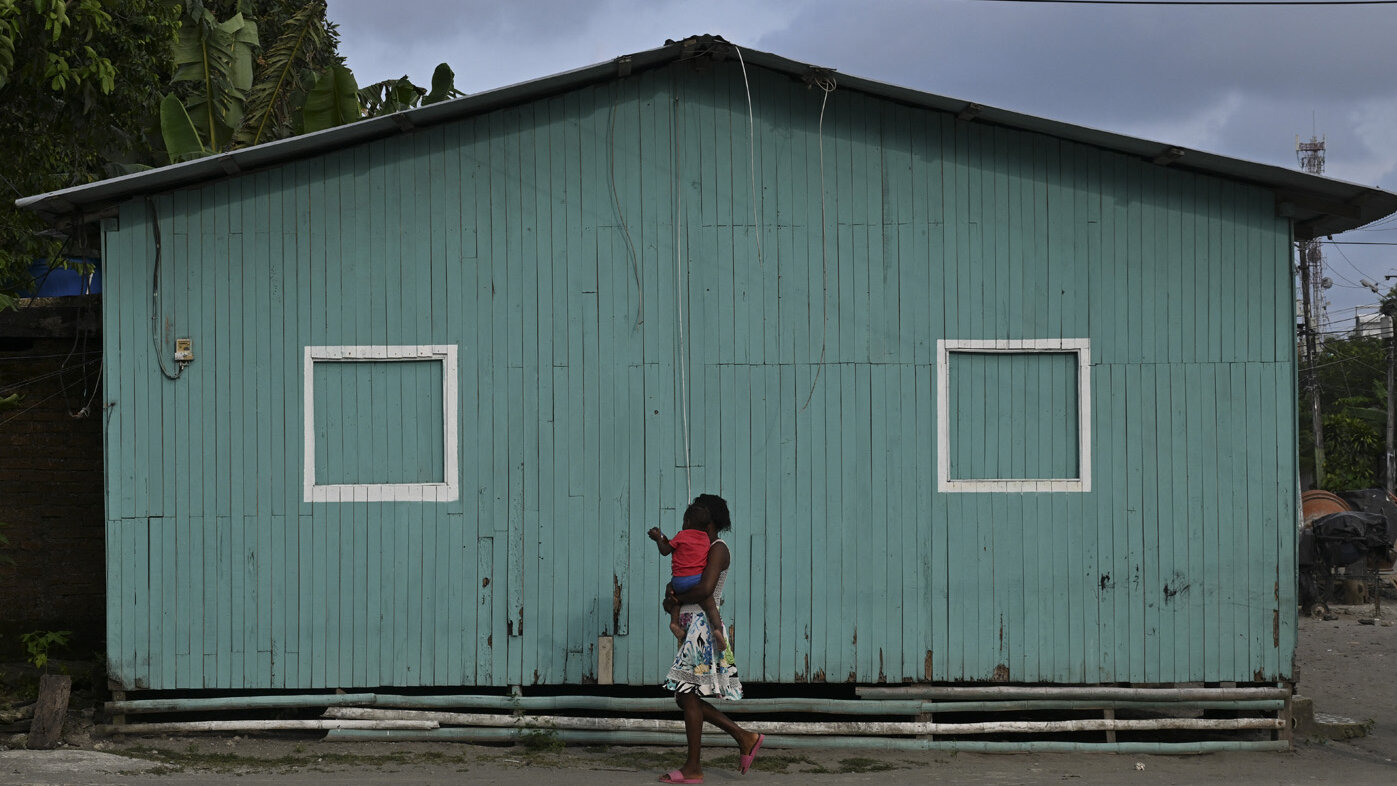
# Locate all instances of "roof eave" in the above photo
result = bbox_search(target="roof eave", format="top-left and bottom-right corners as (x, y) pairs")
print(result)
(17, 34), (1397, 239)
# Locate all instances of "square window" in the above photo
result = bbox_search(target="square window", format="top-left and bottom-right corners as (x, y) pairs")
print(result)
(303, 345), (458, 502)
(936, 339), (1091, 493)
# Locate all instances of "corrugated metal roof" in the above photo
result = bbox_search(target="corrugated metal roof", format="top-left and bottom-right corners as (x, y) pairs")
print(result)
(17, 34), (1397, 240)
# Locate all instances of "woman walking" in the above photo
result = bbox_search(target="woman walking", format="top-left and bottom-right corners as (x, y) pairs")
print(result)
(659, 493), (764, 784)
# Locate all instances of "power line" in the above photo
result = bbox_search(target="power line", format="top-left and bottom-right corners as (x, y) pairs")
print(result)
(978, 0), (1397, 5)
(1324, 240), (1375, 288)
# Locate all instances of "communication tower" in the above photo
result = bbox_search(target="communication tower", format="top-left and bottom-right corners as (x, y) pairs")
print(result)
(1297, 134), (1327, 486)
(1297, 135), (1327, 340)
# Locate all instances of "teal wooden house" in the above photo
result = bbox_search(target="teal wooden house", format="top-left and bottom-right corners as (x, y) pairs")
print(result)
(20, 36), (1397, 694)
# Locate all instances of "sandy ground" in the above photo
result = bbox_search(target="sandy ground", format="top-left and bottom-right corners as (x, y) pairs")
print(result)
(2, 607), (1395, 785)
(1293, 602), (1396, 766)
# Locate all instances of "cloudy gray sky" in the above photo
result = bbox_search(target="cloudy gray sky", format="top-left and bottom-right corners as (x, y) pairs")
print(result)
(331, 0), (1397, 325)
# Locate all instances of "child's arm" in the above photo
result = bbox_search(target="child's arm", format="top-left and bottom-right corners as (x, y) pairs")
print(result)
(647, 527), (675, 555)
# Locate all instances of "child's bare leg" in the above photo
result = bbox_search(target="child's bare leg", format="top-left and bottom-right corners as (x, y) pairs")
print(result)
(701, 596), (727, 651)
(667, 582), (686, 641)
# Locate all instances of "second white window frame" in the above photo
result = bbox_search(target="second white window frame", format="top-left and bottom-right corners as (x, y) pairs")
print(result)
(936, 338), (1092, 493)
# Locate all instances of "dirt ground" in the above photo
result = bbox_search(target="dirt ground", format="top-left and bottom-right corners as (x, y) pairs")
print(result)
(1, 606), (1395, 785)
(1293, 601), (1396, 765)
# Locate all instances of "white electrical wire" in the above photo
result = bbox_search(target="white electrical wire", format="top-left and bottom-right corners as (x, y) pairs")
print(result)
(801, 73), (837, 411)
(674, 90), (693, 498)
(608, 92), (645, 327)
(733, 45), (763, 267)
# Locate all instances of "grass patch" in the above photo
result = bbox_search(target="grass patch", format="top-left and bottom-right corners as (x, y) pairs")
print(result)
(837, 756), (900, 773)
(519, 726), (565, 753)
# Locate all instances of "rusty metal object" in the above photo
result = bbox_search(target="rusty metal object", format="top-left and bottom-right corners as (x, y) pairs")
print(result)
(1301, 490), (1351, 527)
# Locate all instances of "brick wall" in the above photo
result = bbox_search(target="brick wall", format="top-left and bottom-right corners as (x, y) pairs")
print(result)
(0, 296), (104, 660)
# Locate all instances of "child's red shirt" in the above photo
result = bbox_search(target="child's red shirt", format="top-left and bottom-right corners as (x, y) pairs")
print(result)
(669, 529), (710, 577)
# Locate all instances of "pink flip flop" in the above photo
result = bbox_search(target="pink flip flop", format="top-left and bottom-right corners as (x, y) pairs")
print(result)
(738, 733), (765, 774)
(659, 770), (703, 784)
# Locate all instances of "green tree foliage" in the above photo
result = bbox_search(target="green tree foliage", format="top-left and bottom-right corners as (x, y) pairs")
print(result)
(300, 63), (359, 133)
(235, 0), (341, 146)
(169, 6), (259, 153)
(20, 629), (70, 671)
(358, 63), (463, 116)
(2, 0), (461, 308)
(1322, 406), (1383, 491)
(165, 0), (346, 155)
(0, 0), (181, 305)
(157, 1), (462, 159)
(1301, 334), (1390, 491)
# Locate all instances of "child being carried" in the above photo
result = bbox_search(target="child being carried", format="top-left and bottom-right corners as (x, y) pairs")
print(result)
(647, 504), (727, 651)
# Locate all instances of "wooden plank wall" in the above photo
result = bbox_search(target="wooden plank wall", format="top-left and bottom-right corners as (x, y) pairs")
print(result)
(103, 60), (1297, 691)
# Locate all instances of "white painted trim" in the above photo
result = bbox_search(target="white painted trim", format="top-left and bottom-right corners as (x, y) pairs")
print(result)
(936, 339), (1092, 494)
(302, 344), (459, 503)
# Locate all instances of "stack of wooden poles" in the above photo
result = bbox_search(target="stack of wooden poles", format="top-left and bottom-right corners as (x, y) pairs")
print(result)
(99, 684), (1291, 753)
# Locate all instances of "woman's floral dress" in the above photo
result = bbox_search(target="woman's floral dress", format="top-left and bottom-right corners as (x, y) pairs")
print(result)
(663, 538), (743, 700)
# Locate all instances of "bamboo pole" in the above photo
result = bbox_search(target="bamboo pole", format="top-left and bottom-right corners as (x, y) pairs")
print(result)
(105, 693), (379, 715)
(95, 719), (438, 734)
(917, 699), (1284, 712)
(372, 693), (1284, 714)
(323, 707), (1280, 736)
(367, 694), (928, 715)
(103, 691), (1286, 717)
(369, 694), (956, 715)
(326, 708), (687, 732)
(858, 686), (1289, 701)
(325, 727), (1290, 753)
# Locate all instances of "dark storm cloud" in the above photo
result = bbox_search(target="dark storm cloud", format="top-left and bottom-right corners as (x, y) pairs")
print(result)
(330, 0), (1397, 311)
(757, 1), (1397, 163)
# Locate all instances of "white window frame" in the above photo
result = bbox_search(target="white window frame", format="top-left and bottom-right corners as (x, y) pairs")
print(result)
(936, 338), (1092, 493)
(303, 344), (459, 502)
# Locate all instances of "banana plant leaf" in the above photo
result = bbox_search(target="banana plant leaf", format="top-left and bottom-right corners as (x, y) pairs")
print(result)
(235, 0), (330, 147)
(170, 9), (258, 150)
(422, 63), (463, 106)
(160, 93), (208, 163)
(301, 64), (360, 133)
(221, 13), (258, 93)
(358, 75), (423, 116)
(0, 16), (16, 90)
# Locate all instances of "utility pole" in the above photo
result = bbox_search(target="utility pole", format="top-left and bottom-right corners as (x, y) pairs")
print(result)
(1298, 135), (1327, 487)
(1366, 278), (1395, 495)
(1298, 243), (1324, 487)
(1387, 313), (1395, 495)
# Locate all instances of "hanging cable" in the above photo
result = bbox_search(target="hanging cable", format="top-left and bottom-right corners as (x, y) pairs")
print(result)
(800, 72), (837, 412)
(673, 87), (693, 498)
(0, 357), (102, 392)
(0, 350), (103, 363)
(0, 361), (102, 429)
(58, 296), (91, 417)
(733, 45), (764, 267)
(608, 87), (645, 328)
(72, 364), (103, 419)
(147, 198), (184, 381)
